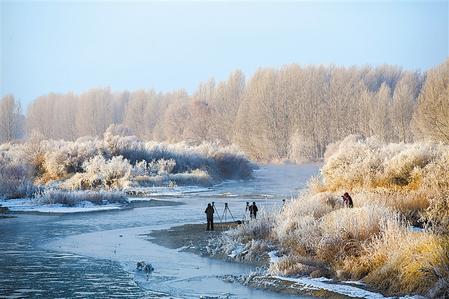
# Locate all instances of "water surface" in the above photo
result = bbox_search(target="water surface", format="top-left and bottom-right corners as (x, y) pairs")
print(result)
(0, 164), (319, 298)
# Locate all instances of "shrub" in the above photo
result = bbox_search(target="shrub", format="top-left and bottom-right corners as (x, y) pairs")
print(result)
(0, 152), (35, 199)
(340, 222), (449, 297)
(61, 155), (132, 190)
(28, 132), (253, 189)
(221, 136), (449, 297)
(35, 189), (127, 206)
(226, 214), (275, 243)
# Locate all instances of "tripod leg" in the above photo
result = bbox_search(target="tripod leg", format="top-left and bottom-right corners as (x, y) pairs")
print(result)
(213, 205), (222, 222)
(222, 209), (226, 223)
(227, 207), (235, 221)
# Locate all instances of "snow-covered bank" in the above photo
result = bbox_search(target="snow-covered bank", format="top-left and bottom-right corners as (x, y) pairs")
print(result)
(273, 276), (389, 299)
(217, 137), (449, 298)
(125, 185), (212, 198)
(148, 222), (397, 299)
(0, 193), (175, 214)
(0, 198), (123, 213)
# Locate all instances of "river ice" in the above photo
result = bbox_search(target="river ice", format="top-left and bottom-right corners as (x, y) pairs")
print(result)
(2, 163), (384, 299)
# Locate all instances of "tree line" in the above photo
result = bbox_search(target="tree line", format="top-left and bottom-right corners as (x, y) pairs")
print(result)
(1, 58), (448, 162)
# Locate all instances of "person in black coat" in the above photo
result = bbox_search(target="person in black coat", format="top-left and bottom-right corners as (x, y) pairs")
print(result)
(249, 202), (258, 219)
(342, 192), (353, 208)
(205, 203), (214, 231)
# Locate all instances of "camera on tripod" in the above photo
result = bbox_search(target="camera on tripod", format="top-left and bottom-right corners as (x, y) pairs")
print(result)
(211, 201), (235, 222)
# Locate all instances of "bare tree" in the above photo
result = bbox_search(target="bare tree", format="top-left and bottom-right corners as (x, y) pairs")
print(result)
(391, 72), (423, 142)
(19, 60), (449, 162)
(413, 59), (449, 143)
(0, 95), (23, 142)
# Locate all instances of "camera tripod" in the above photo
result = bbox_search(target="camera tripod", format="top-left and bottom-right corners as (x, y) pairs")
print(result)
(221, 202), (235, 222)
(212, 202), (235, 222)
(211, 202), (220, 221)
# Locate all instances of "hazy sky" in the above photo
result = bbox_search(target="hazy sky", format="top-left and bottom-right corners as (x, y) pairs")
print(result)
(1, 1), (448, 106)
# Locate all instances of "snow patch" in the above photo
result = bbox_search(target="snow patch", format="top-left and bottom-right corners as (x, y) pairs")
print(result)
(268, 250), (280, 263)
(228, 244), (246, 259)
(274, 276), (391, 299)
(0, 198), (122, 213)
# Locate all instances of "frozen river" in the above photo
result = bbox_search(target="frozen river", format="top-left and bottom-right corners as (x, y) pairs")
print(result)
(0, 164), (319, 298)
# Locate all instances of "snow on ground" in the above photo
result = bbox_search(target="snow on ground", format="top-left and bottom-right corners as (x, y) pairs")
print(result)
(0, 185), (212, 214)
(0, 198), (122, 213)
(274, 276), (391, 299)
(228, 244), (246, 258)
(409, 226), (425, 233)
(268, 250), (280, 263)
(126, 186), (212, 197)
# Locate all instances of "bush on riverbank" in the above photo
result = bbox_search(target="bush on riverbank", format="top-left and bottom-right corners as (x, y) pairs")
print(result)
(0, 145), (36, 199)
(0, 128), (254, 199)
(35, 189), (127, 206)
(223, 137), (449, 297)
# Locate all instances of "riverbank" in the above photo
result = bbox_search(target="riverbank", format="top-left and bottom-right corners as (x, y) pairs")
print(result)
(147, 223), (388, 299)
(0, 197), (181, 214)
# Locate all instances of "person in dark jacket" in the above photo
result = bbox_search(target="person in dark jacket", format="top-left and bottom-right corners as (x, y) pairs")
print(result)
(249, 202), (258, 219)
(342, 192), (353, 208)
(205, 203), (214, 231)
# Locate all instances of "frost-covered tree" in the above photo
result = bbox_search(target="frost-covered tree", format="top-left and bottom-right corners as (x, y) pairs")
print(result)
(391, 72), (423, 142)
(0, 95), (23, 142)
(76, 88), (114, 137)
(369, 83), (392, 142)
(413, 58), (449, 143)
(20, 60), (448, 162)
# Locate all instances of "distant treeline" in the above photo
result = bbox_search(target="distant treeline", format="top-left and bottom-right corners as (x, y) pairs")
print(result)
(1, 58), (448, 162)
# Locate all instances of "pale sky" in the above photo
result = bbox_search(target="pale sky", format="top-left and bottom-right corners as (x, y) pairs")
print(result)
(1, 1), (448, 106)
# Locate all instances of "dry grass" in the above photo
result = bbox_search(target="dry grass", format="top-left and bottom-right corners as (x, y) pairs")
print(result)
(340, 222), (449, 296)
(222, 137), (449, 297)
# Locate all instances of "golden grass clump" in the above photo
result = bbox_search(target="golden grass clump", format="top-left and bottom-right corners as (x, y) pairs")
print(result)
(222, 136), (449, 297)
(320, 135), (448, 193)
(340, 222), (449, 296)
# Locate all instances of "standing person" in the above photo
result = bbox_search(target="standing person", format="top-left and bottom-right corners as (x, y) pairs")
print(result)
(249, 201), (258, 219)
(342, 192), (353, 208)
(205, 203), (214, 231)
(244, 202), (250, 222)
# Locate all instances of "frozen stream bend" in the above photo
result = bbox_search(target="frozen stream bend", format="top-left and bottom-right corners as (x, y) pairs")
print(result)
(0, 164), (319, 299)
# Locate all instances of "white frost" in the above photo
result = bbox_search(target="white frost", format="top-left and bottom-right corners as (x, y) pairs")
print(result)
(0, 198), (121, 213)
(274, 276), (391, 299)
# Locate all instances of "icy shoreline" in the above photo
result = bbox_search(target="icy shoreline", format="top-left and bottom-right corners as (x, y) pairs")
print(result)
(147, 222), (397, 299)
(0, 185), (213, 214)
(0, 197), (125, 213)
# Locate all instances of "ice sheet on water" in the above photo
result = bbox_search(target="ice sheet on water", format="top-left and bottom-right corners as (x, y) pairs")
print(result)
(126, 186), (212, 197)
(0, 198), (122, 213)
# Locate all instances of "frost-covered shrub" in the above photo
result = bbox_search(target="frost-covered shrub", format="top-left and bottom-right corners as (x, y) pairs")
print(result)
(340, 222), (449, 297)
(167, 170), (211, 185)
(36, 189), (127, 206)
(218, 136), (449, 296)
(320, 135), (448, 192)
(317, 135), (449, 227)
(0, 150), (35, 199)
(269, 255), (326, 277)
(40, 138), (102, 182)
(316, 206), (398, 262)
(62, 155), (132, 190)
(0, 132), (252, 193)
(226, 215), (275, 244)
